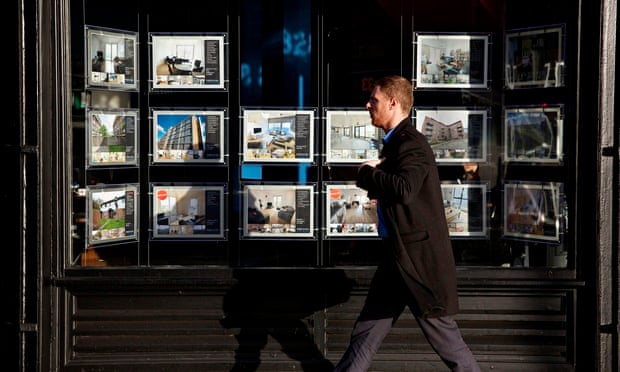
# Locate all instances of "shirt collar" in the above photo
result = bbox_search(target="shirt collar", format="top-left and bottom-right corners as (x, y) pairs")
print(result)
(383, 126), (396, 144)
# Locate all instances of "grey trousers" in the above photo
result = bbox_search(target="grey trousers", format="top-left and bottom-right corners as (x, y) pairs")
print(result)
(334, 260), (480, 372)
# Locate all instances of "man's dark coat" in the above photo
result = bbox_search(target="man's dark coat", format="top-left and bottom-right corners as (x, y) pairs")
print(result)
(356, 117), (459, 318)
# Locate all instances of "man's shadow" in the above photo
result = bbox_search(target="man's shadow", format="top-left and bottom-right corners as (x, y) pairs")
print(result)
(221, 269), (355, 371)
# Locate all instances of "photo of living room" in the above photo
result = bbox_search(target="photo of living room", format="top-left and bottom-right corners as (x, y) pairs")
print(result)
(150, 34), (225, 89)
(416, 33), (488, 89)
(244, 184), (314, 237)
(87, 27), (137, 90)
(325, 184), (378, 237)
(242, 109), (314, 163)
(325, 109), (383, 164)
(152, 185), (225, 239)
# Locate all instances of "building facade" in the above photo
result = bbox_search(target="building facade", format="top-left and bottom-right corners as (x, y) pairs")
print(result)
(8, 0), (618, 370)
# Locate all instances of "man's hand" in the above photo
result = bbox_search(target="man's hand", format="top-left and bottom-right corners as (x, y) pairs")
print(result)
(360, 158), (383, 169)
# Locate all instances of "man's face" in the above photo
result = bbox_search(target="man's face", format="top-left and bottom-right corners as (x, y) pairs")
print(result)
(366, 86), (391, 130)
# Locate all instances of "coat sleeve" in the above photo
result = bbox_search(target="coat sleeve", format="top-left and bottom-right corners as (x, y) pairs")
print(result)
(356, 131), (433, 205)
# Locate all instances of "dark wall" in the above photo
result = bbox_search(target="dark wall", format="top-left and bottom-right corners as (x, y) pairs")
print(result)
(6, 0), (20, 370)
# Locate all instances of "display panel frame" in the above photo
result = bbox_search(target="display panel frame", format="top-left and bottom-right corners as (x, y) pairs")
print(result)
(242, 183), (315, 238)
(503, 181), (564, 243)
(151, 183), (227, 240)
(241, 107), (316, 163)
(85, 107), (139, 168)
(324, 108), (384, 164)
(504, 104), (564, 164)
(85, 26), (138, 90)
(415, 33), (490, 89)
(441, 182), (488, 238)
(150, 33), (227, 90)
(504, 24), (566, 89)
(324, 183), (379, 238)
(151, 108), (227, 164)
(414, 107), (488, 164)
(86, 183), (139, 246)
